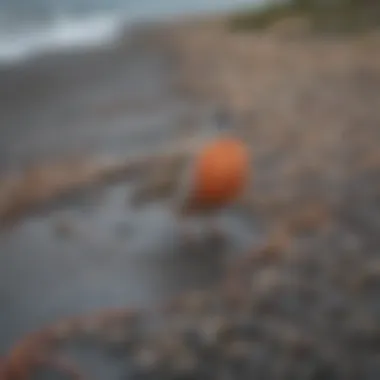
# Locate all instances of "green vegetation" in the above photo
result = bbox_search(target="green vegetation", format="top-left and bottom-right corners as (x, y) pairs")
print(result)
(229, 0), (380, 34)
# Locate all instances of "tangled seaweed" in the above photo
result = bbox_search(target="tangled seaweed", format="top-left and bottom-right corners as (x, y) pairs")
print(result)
(1, 309), (140, 380)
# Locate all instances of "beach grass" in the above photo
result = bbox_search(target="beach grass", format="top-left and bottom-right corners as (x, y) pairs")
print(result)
(229, 0), (380, 34)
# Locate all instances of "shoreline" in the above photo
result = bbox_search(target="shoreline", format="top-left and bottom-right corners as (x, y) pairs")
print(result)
(0, 14), (226, 226)
(1, 11), (380, 379)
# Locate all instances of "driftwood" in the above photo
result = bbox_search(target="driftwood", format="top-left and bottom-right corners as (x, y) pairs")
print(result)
(0, 137), (204, 228)
(1, 309), (140, 380)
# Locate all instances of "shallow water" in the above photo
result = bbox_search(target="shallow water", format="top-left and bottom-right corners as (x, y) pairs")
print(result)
(0, 30), (260, 354)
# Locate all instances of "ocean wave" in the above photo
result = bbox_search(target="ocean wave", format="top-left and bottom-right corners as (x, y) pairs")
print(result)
(0, 12), (126, 65)
(0, 0), (261, 66)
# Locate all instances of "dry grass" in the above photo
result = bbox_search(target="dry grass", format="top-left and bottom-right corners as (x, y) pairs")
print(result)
(229, 0), (380, 34)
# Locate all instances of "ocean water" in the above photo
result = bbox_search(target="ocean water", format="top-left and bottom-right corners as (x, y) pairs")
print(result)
(0, 0), (263, 65)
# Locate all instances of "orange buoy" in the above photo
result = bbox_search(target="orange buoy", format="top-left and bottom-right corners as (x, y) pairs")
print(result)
(182, 137), (250, 214)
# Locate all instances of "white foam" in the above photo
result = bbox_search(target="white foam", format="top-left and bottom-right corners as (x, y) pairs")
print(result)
(0, 0), (263, 66)
(0, 12), (125, 65)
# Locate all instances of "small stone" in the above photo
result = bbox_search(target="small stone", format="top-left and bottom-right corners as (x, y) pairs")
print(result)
(160, 336), (185, 357)
(182, 329), (203, 350)
(266, 321), (315, 359)
(251, 267), (284, 296)
(133, 346), (162, 372)
(198, 316), (231, 346)
(286, 333), (314, 359)
(309, 360), (340, 380)
(259, 227), (292, 260)
(232, 320), (261, 341)
(170, 350), (199, 376)
(224, 340), (252, 362)
(179, 291), (211, 316)
(356, 259), (380, 290)
(342, 233), (362, 253)
(346, 314), (380, 350)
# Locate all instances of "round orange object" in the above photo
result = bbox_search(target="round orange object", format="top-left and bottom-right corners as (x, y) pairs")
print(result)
(185, 137), (250, 212)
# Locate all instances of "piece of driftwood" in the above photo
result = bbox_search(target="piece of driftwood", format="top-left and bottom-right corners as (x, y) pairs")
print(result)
(0, 137), (204, 228)
(1, 308), (140, 380)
